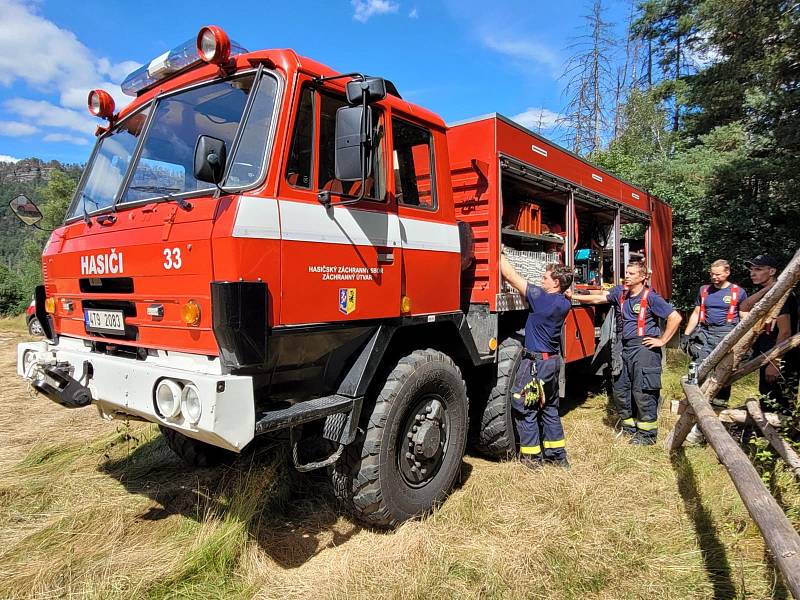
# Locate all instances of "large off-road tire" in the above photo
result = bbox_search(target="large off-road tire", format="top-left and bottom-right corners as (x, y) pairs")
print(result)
(159, 426), (236, 468)
(332, 349), (468, 528)
(473, 336), (521, 458)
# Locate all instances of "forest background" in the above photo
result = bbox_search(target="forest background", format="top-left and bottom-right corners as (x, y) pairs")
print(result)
(0, 0), (797, 314)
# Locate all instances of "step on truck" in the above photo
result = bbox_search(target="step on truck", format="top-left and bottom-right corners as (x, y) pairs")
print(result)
(13, 26), (672, 528)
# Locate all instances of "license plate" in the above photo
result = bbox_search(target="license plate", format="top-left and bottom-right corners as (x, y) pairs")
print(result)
(84, 309), (125, 334)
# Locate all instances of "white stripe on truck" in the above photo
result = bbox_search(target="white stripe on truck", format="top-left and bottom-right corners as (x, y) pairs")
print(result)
(232, 196), (460, 253)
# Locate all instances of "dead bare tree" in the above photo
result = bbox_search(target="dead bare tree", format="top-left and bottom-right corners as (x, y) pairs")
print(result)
(559, 0), (616, 155)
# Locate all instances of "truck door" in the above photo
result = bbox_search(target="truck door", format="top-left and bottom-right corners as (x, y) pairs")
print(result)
(278, 85), (401, 325)
(392, 117), (461, 315)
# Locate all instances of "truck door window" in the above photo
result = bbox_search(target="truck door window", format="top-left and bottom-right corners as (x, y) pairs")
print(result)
(285, 86), (314, 189)
(392, 118), (436, 210)
(317, 92), (386, 201)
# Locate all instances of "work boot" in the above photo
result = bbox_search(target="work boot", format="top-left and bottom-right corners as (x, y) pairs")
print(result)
(684, 424), (706, 446)
(545, 457), (571, 469)
(520, 456), (543, 471)
(629, 432), (656, 446)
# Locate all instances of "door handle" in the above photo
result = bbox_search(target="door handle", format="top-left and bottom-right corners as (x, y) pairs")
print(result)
(377, 252), (394, 264)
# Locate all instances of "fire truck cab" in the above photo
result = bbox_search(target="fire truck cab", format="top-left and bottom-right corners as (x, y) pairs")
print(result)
(14, 26), (671, 528)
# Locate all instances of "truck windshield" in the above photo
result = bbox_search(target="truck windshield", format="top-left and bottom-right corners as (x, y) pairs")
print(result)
(68, 71), (278, 219)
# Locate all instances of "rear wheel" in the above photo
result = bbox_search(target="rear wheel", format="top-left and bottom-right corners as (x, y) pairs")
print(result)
(332, 349), (468, 528)
(473, 336), (521, 458)
(159, 426), (236, 468)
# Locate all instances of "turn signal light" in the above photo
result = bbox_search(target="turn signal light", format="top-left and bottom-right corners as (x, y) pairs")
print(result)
(400, 296), (412, 314)
(488, 337), (498, 351)
(44, 297), (56, 314)
(181, 300), (201, 326)
(87, 89), (115, 119)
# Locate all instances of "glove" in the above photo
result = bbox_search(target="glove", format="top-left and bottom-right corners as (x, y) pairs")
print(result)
(679, 334), (691, 354)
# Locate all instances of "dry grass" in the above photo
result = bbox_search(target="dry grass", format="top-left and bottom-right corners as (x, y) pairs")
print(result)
(0, 332), (796, 599)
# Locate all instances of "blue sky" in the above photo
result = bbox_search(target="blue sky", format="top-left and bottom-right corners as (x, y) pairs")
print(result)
(0, 0), (633, 165)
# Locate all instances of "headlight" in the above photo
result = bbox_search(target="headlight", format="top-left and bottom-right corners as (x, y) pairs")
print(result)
(181, 384), (202, 424)
(22, 350), (37, 375)
(155, 379), (182, 418)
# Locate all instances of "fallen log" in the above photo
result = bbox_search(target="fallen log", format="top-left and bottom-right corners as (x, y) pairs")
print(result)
(746, 399), (800, 480)
(719, 408), (785, 427)
(681, 380), (800, 597)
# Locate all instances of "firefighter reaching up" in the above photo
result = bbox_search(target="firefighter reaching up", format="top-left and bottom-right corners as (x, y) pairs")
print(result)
(500, 254), (573, 469)
(570, 261), (682, 445)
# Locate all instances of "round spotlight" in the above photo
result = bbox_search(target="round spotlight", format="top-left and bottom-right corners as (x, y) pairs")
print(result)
(181, 384), (202, 424)
(155, 379), (182, 418)
(87, 89), (115, 118)
(196, 25), (231, 65)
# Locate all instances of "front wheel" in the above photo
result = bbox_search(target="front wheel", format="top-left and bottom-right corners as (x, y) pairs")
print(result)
(332, 349), (468, 528)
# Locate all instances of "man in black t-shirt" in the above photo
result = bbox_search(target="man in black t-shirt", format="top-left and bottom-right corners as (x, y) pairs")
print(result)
(741, 255), (799, 413)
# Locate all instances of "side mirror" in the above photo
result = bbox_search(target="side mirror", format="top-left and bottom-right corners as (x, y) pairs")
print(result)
(9, 194), (43, 226)
(194, 135), (227, 184)
(334, 105), (373, 182)
(345, 77), (387, 105)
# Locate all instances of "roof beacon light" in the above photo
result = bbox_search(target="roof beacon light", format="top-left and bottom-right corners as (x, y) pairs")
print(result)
(121, 29), (247, 97)
(87, 89), (115, 119)
(197, 26), (231, 65)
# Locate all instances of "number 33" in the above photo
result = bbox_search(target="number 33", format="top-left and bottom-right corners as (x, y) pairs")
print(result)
(163, 248), (182, 270)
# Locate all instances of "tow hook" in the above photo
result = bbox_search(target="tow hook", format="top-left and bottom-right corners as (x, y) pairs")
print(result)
(32, 361), (93, 409)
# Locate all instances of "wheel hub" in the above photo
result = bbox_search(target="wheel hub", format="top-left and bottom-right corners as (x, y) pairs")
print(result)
(401, 399), (446, 486)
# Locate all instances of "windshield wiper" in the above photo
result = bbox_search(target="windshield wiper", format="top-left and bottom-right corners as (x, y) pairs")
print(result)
(129, 185), (192, 211)
(81, 192), (98, 226)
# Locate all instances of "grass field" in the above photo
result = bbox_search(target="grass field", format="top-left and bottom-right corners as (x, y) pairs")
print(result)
(1, 322), (798, 599)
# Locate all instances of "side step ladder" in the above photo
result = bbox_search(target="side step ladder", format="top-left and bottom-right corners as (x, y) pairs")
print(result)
(254, 394), (363, 472)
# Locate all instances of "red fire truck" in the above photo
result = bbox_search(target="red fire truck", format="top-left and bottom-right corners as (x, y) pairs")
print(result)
(13, 26), (672, 528)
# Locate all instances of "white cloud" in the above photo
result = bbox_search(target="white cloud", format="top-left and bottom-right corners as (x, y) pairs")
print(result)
(0, 120), (38, 136)
(509, 107), (561, 131)
(0, 0), (140, 140)
(5, 98), (94, 135)
(409, 7), (418, 18)
(0, 154), (20, 163)
(352, 0), (399, 23)
(43, 133), (90, 145)
(481, 35), (561, 76)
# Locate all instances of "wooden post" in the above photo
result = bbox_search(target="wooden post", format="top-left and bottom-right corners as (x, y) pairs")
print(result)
(746, 399), (800, 480)
(682, 380), (800, 597)
(727, 333), (800, 385)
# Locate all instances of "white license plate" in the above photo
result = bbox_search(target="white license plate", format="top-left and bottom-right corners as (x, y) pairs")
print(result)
(84, 309), (125, 334)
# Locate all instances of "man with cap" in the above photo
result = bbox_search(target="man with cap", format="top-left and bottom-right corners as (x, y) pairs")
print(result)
(500, 254), (573, 469)
(570, 260), (682, 445)
(683, 259), (749, 405)
(740, 254), (798, 413)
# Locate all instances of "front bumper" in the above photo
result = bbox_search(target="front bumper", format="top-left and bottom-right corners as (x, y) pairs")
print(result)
(17, 336), (255, 452)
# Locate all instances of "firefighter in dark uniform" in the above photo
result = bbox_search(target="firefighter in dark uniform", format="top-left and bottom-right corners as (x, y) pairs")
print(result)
(740, 254), (799, 413)
(500, 255), (573, 469)
(570, 261), (682, 444)
(683, 259), (749, 404)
